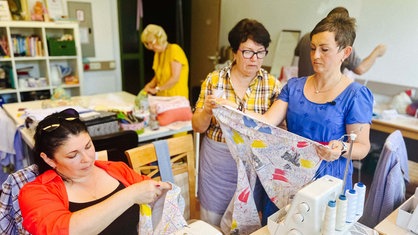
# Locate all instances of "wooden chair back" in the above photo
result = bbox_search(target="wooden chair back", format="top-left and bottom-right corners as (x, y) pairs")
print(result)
(124, 134), (197, 219)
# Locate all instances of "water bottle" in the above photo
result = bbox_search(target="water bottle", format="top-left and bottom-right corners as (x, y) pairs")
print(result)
(135, 89), (149, 113)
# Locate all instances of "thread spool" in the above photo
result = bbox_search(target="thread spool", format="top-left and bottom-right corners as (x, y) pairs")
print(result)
(345, 189), (358, 223)
(354, 182), (366, 216)
(321, 200), (336, 235)
(335, 194), (347, 231)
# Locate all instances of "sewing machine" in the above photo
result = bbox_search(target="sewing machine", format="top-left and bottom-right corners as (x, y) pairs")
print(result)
(267, 175), (362, 235)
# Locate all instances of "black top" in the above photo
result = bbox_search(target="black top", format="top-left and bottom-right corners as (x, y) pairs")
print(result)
(69, 182), (139, 235)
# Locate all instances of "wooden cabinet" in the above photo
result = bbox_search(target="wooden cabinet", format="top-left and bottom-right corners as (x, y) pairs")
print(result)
(0, 21), (83, 103)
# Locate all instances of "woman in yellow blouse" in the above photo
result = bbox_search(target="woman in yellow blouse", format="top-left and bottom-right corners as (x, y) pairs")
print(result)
(141, 24), (189, 99)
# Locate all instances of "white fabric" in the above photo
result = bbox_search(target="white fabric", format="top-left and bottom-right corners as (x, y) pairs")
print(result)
(0, 108), (17, 154)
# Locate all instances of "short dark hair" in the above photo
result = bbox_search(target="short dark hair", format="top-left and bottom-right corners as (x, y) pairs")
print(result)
(228, 18), (271, 53)
(327, 7), (349, 18)
(33, 109), (89, 173)
(310, 14), (357, 49)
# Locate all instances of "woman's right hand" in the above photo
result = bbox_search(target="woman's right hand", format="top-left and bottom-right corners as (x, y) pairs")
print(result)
(130, 180), (171, 204)
(203, 94), (218, 115)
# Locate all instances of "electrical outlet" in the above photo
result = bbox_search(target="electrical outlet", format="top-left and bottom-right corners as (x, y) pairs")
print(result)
(90, 62), (101, 70)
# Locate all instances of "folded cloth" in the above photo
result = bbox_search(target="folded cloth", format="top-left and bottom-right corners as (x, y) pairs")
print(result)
(148, 96), (192, 126)
(148, 96), (191, 114)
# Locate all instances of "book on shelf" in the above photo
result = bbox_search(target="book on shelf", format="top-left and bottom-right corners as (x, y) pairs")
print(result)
(11, 34), (43, 57)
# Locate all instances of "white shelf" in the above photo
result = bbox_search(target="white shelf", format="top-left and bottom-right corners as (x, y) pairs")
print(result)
(0, 21), (83, 103)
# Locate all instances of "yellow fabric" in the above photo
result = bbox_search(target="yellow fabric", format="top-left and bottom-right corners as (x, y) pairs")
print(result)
(152, 44), (189, 98)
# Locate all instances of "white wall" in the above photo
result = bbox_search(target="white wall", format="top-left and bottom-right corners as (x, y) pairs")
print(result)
(65, 0), (121, 95)
(220, 0), (418, 88)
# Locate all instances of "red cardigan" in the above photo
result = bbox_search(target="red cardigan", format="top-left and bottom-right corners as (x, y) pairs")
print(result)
(18, 161), (150, 235)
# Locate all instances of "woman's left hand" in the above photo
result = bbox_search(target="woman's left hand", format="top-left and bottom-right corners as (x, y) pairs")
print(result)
(315, 140), (342, 161)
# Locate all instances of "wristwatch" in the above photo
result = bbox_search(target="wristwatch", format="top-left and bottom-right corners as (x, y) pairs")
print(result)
(155, 86), (161, 92)
(341, 141), (348, 155)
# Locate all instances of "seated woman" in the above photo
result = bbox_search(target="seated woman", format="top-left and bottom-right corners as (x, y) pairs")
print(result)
(18, 108), (171, 235)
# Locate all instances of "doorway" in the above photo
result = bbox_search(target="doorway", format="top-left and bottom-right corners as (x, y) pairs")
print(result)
(189, 0), (221, 106)
(117, 0), (191, 96)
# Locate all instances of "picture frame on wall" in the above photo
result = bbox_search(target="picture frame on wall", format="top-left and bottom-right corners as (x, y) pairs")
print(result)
(45, 0), (66, 21)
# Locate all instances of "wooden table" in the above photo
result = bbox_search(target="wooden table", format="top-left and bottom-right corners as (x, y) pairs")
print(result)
(2, 91), (193, 149)
(372, 115), (418, 141)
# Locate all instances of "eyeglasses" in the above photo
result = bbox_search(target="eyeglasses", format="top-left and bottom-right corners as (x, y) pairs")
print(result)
(239, 49), (268, 59)
(40, 108), (79, 132)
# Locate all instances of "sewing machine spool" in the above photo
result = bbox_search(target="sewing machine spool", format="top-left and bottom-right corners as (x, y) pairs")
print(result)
(268, 175), (362, 235)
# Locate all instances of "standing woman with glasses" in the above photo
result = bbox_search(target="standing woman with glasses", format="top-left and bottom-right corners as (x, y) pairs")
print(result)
(18, 109), (171, 235)
(192, 18), (282, 227)
(141, 24), (189, 99)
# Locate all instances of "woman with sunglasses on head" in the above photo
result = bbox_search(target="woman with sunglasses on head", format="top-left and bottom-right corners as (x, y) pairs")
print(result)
(18, 108), (171, 235)
(192, 18), (282, 228)
(140, 24), (189, 99)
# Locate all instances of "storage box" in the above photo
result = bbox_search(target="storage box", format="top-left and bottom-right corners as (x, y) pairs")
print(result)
(80, 111), (119, 137)
(396, 187), (418, 230)
(47, 38), (76, 56)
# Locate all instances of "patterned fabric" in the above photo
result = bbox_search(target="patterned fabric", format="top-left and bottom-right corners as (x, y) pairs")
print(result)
(0, 164), (39, 235)
(139, 183), (187, 235)
(195, 63), (281, 143)
(213, 105), (322, 234)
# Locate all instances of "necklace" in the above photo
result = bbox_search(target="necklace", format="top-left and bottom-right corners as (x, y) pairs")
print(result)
(313, 74), (343, 94)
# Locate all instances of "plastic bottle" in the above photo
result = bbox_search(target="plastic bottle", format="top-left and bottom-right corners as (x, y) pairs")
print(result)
(321, 200), (336, 235)
(135, 89), (149, 113)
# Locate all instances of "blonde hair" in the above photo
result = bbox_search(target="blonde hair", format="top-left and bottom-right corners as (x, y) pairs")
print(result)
(141, 24), (168, 49)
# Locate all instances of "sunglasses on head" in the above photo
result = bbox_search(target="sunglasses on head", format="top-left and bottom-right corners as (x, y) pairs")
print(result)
(41, 108), (80, 132)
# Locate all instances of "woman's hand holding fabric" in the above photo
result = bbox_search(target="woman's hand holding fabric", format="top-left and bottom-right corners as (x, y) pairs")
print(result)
(315, 140), (342, 161)
(130, 180), (171, 204)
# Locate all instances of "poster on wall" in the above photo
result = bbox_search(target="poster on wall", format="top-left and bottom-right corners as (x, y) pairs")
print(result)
(46, 0), (66, 21)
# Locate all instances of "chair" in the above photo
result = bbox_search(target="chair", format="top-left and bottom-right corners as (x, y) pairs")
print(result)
(124, 134), (197, 220)
(359, 130), (409, 228)
(0, 164), (39, 235)
(92, 130), (138, 165)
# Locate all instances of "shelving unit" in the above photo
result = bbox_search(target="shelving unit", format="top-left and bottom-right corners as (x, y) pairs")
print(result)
(0, 21), (83, 104)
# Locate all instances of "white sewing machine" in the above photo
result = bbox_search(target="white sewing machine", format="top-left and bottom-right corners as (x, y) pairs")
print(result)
(267, 175), (361, 235)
